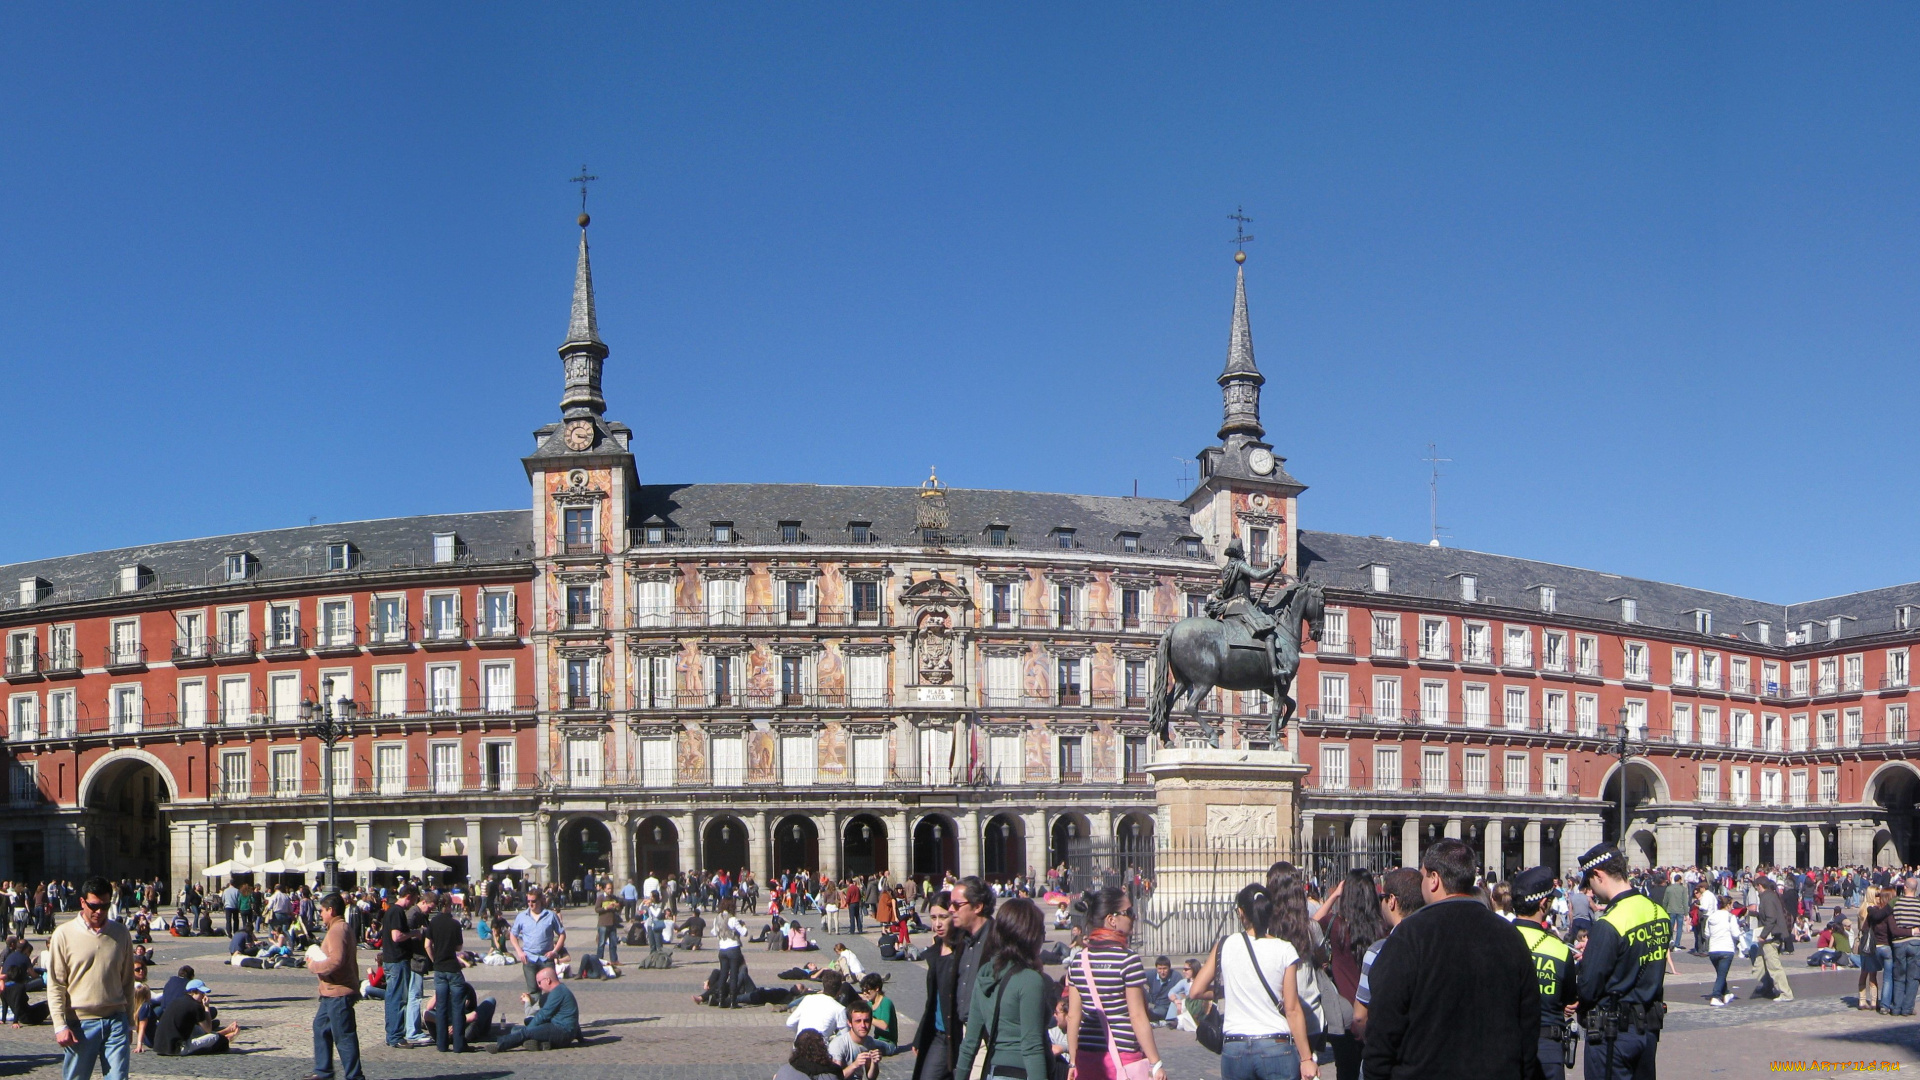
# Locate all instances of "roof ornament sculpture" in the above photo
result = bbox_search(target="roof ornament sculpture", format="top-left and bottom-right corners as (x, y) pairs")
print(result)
(915, 468), (950, 538)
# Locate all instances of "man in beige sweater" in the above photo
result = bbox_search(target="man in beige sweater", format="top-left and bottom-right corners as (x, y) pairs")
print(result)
(304, 892), (365, 1080)
(47, 877), (135, 1080)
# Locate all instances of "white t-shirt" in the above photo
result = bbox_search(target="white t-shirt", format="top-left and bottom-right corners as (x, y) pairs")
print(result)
(1218, 933), (1301, 1037)
(786, 992), (849, 1041)
(717, 916), (746, 951)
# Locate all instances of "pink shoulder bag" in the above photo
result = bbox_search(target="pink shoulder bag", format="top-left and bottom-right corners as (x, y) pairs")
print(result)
(1077, 948), (1156, 1080)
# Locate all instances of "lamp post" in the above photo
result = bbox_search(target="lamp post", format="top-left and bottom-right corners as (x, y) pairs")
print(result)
(301, 678), (358, 896)
(1612, 707), (1645, 849)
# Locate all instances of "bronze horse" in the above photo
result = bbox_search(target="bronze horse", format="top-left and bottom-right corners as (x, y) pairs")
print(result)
(1149, 579), (1325, 747)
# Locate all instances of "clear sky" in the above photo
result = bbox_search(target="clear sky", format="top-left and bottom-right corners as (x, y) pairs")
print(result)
(1, 5), (1916, 604)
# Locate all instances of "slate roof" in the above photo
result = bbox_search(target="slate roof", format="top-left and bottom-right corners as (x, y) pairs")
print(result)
(0, 510), (532, 610)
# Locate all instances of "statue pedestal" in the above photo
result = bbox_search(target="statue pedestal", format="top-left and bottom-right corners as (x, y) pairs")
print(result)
(1148, 747), (1308, 851)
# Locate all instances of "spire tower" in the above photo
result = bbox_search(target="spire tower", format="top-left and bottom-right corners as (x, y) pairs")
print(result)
(558, 221), (609, 419)
(1218, 258), (1264, 442)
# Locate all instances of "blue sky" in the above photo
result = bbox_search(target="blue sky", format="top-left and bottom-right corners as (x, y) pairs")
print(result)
(1, 5), (1916, 603)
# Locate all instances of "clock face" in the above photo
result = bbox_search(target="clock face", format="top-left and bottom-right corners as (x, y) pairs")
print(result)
(1248, 448), (1275, 476)
(564, 421), (594, 451)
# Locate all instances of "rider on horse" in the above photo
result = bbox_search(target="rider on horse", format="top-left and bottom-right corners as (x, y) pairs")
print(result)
(1206, 537), (1290, 686)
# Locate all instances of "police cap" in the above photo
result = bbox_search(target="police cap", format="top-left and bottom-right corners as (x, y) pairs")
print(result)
(1577, 843), (1625, 878)
(1512, 865), (1557, 906)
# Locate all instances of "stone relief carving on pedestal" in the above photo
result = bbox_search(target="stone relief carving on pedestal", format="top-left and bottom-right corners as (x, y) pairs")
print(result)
(1206, 804), (1276, 845)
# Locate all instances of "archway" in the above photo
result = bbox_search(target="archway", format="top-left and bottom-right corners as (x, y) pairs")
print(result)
(1600, 761), (1667, 844)
(1869, 764), (1920, 865)
(1115, 813), (1155, 880)
(1541, 822), (1563, 877)
(912, 814), (958, 884)
(703, 816), (749, 879)
(983, 814), (1025, 881)
(1627, 829), (1658, 871)
(1049, 813), (1090, 877)
(635, 816), (681, 881)
(81, 755), (172, 881)
(772, 815), (819, 877)
(557, 818), (612, 895)
(842, 814), (887, 878)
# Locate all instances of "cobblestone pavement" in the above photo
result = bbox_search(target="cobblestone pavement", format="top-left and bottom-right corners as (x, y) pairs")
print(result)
(4, 917), (1919, 1078)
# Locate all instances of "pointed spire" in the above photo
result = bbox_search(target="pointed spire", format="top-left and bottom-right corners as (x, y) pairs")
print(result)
(1217, 256), (1265, 441)
(557, 217), (609, 419)
(565, 227), (603, 348)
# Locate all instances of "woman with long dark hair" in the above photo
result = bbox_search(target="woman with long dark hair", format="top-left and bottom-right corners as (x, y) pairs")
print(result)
(1264, 866), (1327, 1071)
(911, 892), (961, 1080)
(1190, 884), (1318, 1080)
(1062, 886), (1164, 1080)
(954, 898), (1052, 1080)
(777, 1029), (847, 1080)
(1312, 869), (1384, 1080)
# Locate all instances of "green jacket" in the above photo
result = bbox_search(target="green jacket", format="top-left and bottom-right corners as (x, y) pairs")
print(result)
(954, 963), (1051, 1080)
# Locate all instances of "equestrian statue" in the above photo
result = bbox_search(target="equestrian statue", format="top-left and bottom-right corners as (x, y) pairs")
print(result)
(1149, 537), (1325, 748)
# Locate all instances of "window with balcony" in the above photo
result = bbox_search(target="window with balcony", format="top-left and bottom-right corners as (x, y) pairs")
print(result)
(853, 735), (886, 786)
(1819, 767), (1839, 804)
(1505, 752), (1529, 796)
(781, 654), (806, 706)
(1246, 528), (1270, 567)
(1699, 651), (1721, 689)
(370, 597), (405, 644)
(988, 733), (1024, 783)
(1461, 622), (1490, 664)
(1790, 770), (1808, 807)
(1057, 736), (1085, 782)
(1890, 704), (1909, 743)
(9, 695), (37, 741)
(1124, 736), (1149, 779)
(1543, 690), (1567, 733)
(1623, 642), (1649, 682)
(710, 654), (737, 706)
(1761, 769), (1781, 806)
(428, 664), (459, 714)
(1845, 654), (1864, 692)
(1319, 745), (1348, 790)
(1671, 650), (1693, 687)
(430, 742), (460, 794)
(220, 750), (249, 797)
(1576, 693), (1599, 736)
(1787, 712), (1806, 750)
(1542, 631), (1566, 672)
(1817, 711), (1837, 749)
(1419, 680), (1447, 724)
(568, 737), (602, 788)
(1794, 661), (1814, 696)
(174, 613), (205, 661)
(1701, 706), (1720, 745)
(986, 654), (1020, 706)
(1699, 766), (1720, 803)
(850, 654), (888, 707)
(1463, 750), (1488, 794)
(1845, 708), (1864, 747)
(483, 661), (515, 713)
(318, 600), (352, 647)
(373, 743), (404, 794)
(1056, 658), (1083, 706)
(1373, 676), (1400, 720)
(1372, 614), (1401, 657)
(781, 733), (817, 785)
(566, 658), (596, 711)
(1319, 673), (1348, 719)
(1462, 684), (1490, 727)
(1054, 584), (1077, 629)
(1320, 609), (1348, 652)
(1121, 588), (1142, 629)
(1764, 661), (1783, 696)
(1421, 748), (1448, 793)
(703, 734), (742, 786)
(637, 654), (673, 709)
(1731, 767), (1750, 806)
(1576, 636), (1599, 676)
(1419, 618), (1449, 660)
(1732, 709), (1754, 749)
(1623, 699), (1647, 740)
(919, 728), (954, 785)
(109, 620), (141, 667)
(1815, 658), (1837, 695)
(784, 579), (811, 623)
(4, 630), (34, 676)
(703, 578), (743, 626)
(1672, 703), (1693, 743)
(1125, 660), (1148, 707)
(268, 672), (300, 724)
(1503, 627), (1531, 668)
(1543, 754), (1567, 796)
(1890, 649), (1911, 689)
(1503, 686), (1528, 729)
(1375, 747), (1400, 791)
(852, 580), (881, 622)
(566, 586), (595, 629)
(1731, 657), (1751, 693)
(484, 741), (516, 792)
(990, 582), (1015, 627)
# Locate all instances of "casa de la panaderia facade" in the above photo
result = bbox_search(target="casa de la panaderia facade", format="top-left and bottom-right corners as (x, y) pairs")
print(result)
(6, 221), (1920, 891)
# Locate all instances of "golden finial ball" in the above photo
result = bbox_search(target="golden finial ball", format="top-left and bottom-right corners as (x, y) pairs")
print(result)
(578, 212), (591, 228)
(1235, 249), (1246, 264)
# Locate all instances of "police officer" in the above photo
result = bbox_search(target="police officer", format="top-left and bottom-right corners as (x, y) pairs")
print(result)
(1573, 843), (1668, 1080)
(1512, 866), (1578, 1072)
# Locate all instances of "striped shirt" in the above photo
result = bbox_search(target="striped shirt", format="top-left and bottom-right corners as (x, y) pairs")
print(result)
(1068, 944), (1147, 1054)
(1892, 896), (1920, 941)
(1355, 937), (1386, 1007)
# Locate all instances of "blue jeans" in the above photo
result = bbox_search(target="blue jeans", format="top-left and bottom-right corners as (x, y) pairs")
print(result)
(312, 995), (365, 1080)
(597, 925), (620, 962)
(496, 1021), (577, 1051)
(383, 961), (415, 1044)
(62, 1012), (130, 1080)
(1891, 940), (1920, 1015)
(433, 970), (469, 1052)
(1222, 1036), (1301, 1080)
(1708, 952), (1733, 999)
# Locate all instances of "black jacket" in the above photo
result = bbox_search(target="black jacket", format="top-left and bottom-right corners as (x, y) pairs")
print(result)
(1361, 896), (1544, 1080)
(911, 946), (959, 1080)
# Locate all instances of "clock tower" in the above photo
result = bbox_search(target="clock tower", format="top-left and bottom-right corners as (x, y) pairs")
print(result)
(1185, 250), (1306, 571)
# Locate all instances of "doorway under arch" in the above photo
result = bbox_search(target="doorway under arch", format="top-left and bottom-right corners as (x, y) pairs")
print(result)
(82, 756), (172, 881)
(635, 816), (681, 880)
(912, 814), (958, 883)
(984, 814), (1025, 881)
(1600, 762), (1666, 844)
(703, 816), (749, 878)
(842, 814), (888, 878)
(1871, 765), (1920, 865)
(557, 818), (612, 890)
(773, 815), (819, 877)
(1049, 813), (1091, 873)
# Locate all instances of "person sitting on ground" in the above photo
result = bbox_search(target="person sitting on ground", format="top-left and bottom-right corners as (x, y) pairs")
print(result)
(832, 942), (866, 981)
(489, 966), (580, 1053)
(155, 979), (238, 1056)
(424, 978), (497, 1047)
(4, 938), (51, 1027)
(226, 928), (254, 962)
(677, 910), (707, 950)
(785, 969), (849, 1041)
(777, 1028), (844, 1080)
(856, 973), (908, 1054)
(788, 921), (817, 952)
(827, 998), (886, 1079)
(1144, 955), (1176, 1024)
(753, 914), (786, 947)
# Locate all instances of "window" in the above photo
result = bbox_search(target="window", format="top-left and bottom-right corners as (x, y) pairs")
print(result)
(1817, 711), (1838, 749)
(268, 672), (299, 724)
(1503, 627), (1531, 668)
(1124, 735), (1149, 778)
(1246, 528), (1270, 567)
(1462, 684), (1490, 727)
(1372, 676), (1400, 720)
(1732, 766), (1750, 806)
(1505, 753), (1529, 796)
(1619, 598), (1638, 623)
(1792, 661), (1811, 696)
(1543, 755), (1566, 796)
(1463, 751), (1488, 794)
(432, 532), (460, 564)
(1543, 690), (1567, 733)
(1671, 650), (1694, 687)
(111, 686), (140, 733)
(1419, 618), (1449, 660)
(220, 676), (251, 726)
(1790, 770), (1808, 807)
(568, 738), (601, 788)
(1699, 652), (1721, 689)
(328, 746), (351, 796)
(1458, 575), (1477, 602)
(1054, 583), (1077, 628)
(987, 654), (1021, 705)
(1462, 623), (1490, 664)
(373, 597), (405, 643)
(779, 521), (801, 544)
(1731, 657), (1751, 693)
(853, 736), (887, 787)
(1375, 747), (1400, 791)
(1421, 748), (1448, 793)
(851, 580), (881, 621)
(1830, 616), (1845, 640)
(1539, 586), (1556, 613)
(1370, 565), (1390, 592)
(1901, 606), (1915, 631)
(1890, 704), (1909, 743)
(431, 742), (460, 794)
(1056, 658), (1083, 706)
(711, 735), (745, 787)
(849, 522), (870, 544)
(109, 620), (139, 665)
(1845, 708), (1864, 748)
(1503, 686), (1528, 729)
(1542, 631), (1567, 672)
(1420, 680), (1447, 724)
(1891, 650), (1911, 689)
(704, 577), (743, 626)
(849, 654), (887, 707)
(1319, 609), (1348, 652)
(1186, 594), (1206, 619)
(1729, 709), (1753, 748)
(1576, 635), (1599, 676)
(566, 657), (596, 710)
(484, 741), (516, 792)
(1054, 528), (1076, 550)
(178, 679), (206, 728)
(220, 750), (249, 797)
(640, 525), (666, 544)
(711, 522), (734, 544)
(988, 733), (1024, 783)
(10, 761), (36, 804)
(1761, 769), (1781, 806)
(1319, 673), (1348, 720)
(1121, 588), (1142, 629)
(710, 653), (738, 706)
(1125, 660), (1148, 706)
(919, 728), (954, 785)
(1057, 736), (1085, 781)
(1623, 699), (1647, 740)
(1183, 538), (1203, 558)
(428, 593), (459, 639)
(782, 733), (817, 785)
(781, 654), (806, 705)
(1819, 767), (1839, 804)
(1694, 610), (1713, 635)
(1372, 614), (1400, 657)
(319, 600), (352, 646)
(1576, 693), (1599, 737)
(376, 743), (405, 794)
(1623, 642), (1649, 681)
(1699, 766), (1720, 803)
(1120, 533), (1140, 554)
(990, 582), (1015, 626)
(1672, 703), (1692, 744)
(566, 585), (595, 629)
(479, 661), (514, 713)
(1845, 654), (1865, 692)
(482, 592), (514, 636)
(8, 695), (37, 741)
(989, 526), (1009, 547)
(326, 542), (357, 571)
(1319, 745), (1348, 790)
(225, 553), (255, 582)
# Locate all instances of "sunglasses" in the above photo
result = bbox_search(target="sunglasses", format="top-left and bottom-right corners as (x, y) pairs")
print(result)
(82, 901), (108, 912)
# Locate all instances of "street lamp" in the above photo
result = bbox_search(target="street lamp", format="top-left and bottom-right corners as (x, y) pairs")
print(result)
(1612, 707), (1646, 848)
(300, 678), (358, 896)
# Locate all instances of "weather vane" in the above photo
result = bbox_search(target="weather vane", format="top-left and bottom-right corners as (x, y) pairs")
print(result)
(570, 164), (598, 224)
(1229, 206), (1254, 263)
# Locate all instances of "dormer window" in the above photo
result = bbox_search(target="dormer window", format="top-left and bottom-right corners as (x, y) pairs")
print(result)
(224, 553), (258, 582)
(988, 525), (1010, 547)
(1694, 610), (1713, 635)
(848, 522), (871, 544)
(431, 533), (462, 565)
(1182, 537), (1202, 558)
(711, 522), (734, 544)
(1455, 575), (1477, 602)
(116, 565), (153, 593)
(779, 521), (801, 544)
(1538, 586), (1556, 614)
(1119, 532), (1140, 554)
(1899, 606), (1914, 631)
(1756, 622), (1773, 645)
(325, 542), (359, 572)
(1053, 528), (1076, 550)
(1369, 564), (1390, 592)
(641, 525), (666, 544)
(1620, 598), (1638, 624)
(1828, 616), (1844, 641)
(17, 577), (48, 606)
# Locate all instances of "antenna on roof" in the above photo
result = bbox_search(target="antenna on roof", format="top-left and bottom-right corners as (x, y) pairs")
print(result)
(1423, 442), (1451, 547)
